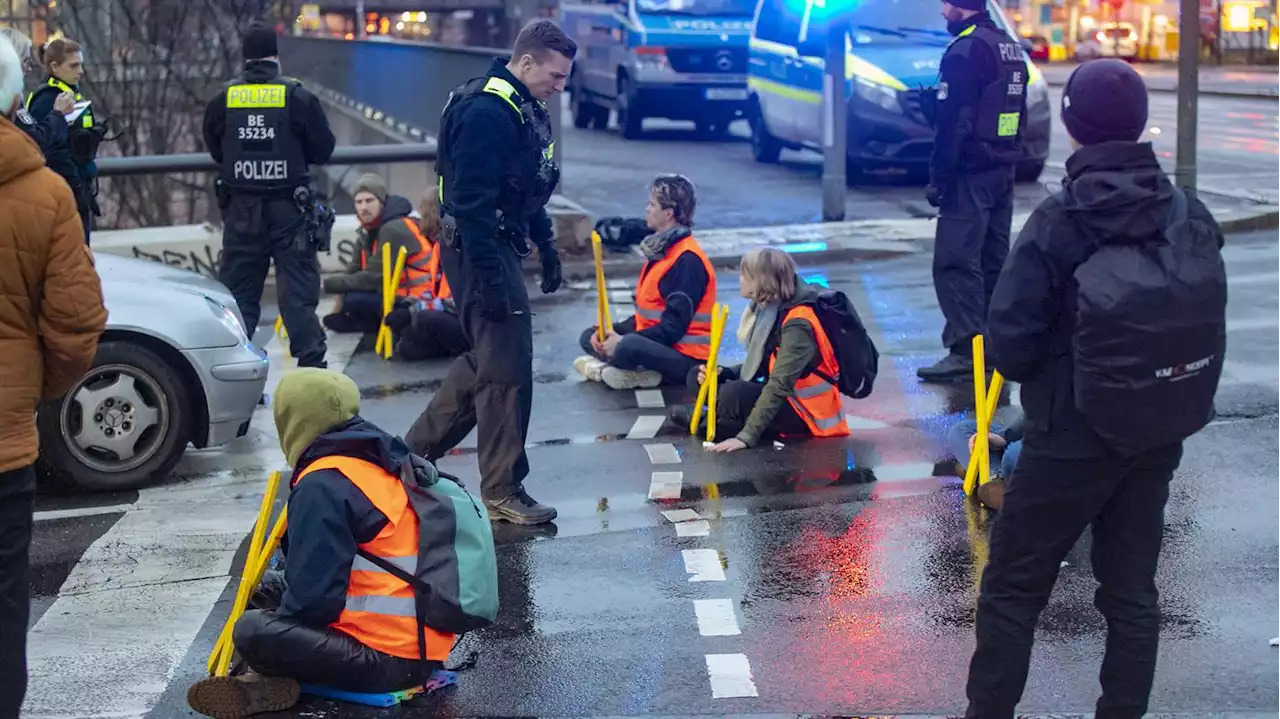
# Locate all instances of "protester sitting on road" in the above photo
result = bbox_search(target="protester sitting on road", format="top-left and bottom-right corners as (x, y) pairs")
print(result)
(0, 37), (108, 717)
(574, 174), (717, 389)
(964, 59), (1227, 718)
(389, 190), (470, 361)
(669, 248), (850, 452)
(946, 416), (1023, 509)
(186, 369), (459, 718)
(322, 173), (426, 335)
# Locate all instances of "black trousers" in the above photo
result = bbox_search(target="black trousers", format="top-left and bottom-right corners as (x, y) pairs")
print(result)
(219, 195), (327, 367)
(933, 167), (1014, 353)
(235, 572), (435, 693)
(965, 442), (1183, 719)
(683, 368), (810, 441)
(0, 466), (37, 719)
(398, 309), (469, 361)
(404, 240), (533, 501)
(578, 319), (700, 386)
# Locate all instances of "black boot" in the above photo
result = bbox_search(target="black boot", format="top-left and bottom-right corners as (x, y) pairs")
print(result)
(485, 490), (557, 525)
(916, 353), (975, 383)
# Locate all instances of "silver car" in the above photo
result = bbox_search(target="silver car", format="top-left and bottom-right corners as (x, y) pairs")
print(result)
(36, 255), (270, 492)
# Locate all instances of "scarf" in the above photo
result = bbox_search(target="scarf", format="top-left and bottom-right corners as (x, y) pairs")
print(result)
(737, 300), (780, 382)
(638, 225), (691, 262)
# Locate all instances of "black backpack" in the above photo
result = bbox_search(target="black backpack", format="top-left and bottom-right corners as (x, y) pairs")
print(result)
(1072, 188), (1227, 457)
(805, 289), (879, 400)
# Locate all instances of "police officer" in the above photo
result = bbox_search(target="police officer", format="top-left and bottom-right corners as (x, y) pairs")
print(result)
(0, 29), (72, 160)
(403, 20), (575, 526)
(202, 24), (335, 367)
(918, 0), (1028, 383)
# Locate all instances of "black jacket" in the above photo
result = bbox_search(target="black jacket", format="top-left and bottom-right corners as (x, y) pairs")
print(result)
(441, 59), (555, 272)
(12, 106), (69, 164)
(279, 417), (403, 627)
(986, 142), (1224, 458)
(931, 12), (999, 185)
(202, 61), (336, 171)
(26, 85), (85, 197)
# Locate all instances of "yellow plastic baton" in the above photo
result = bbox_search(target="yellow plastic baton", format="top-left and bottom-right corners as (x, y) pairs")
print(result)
(209, 507), (289, 676)
(964, 335), (995, 496)
(591, 231), (612, 342)
(374, 246), (409, 360)
(705, 305), (729, 442)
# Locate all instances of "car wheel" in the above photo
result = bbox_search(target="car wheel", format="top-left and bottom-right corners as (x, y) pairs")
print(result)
(1015, 160), (1046, 183)
(36, 340), (193, 492)
(590, 104), (610, 129)
(749, 105), (782, 163)
(570, 79), (601, 130)
(618, 77), (644, 139)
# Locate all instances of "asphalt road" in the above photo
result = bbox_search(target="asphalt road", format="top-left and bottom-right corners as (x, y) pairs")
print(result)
(23, 230), (1278, 718)
(559, 88), (1280, 226)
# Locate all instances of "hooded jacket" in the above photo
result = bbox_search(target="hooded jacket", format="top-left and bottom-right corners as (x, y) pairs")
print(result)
(324, 195), (422, 295)
(272, 368), (412, 627)
(986, 142), (1224, 458)
(0, 117), (107, 473)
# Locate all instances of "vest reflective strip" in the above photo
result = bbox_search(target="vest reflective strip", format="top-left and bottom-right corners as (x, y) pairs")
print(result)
(794, 378), (836, 400)
(680, 334), (710, 345)
(351, 554), (418, 575)
(31, 79), (92, 128)
(482, 77), (523, 120)
(346, 594), (416, 618)
(791, 396), (846, 431)
(635, 307), (713, 323)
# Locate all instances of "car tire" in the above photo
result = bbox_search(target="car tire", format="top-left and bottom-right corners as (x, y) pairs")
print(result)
(618, 77), (644, 139)
(590, 104), (610, 129)
(1015, 160), (1046, 183)
(36, 340), (193, 493)
(571, 82), (603, 130)
(749, 105), (782, 163)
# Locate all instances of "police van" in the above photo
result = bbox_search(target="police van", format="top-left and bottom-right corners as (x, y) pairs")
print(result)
(561, 0), (757, 139)
(746, 0), (1051, 181)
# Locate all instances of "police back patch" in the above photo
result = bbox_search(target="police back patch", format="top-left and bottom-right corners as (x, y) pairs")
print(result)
(937, 82), (949, 101)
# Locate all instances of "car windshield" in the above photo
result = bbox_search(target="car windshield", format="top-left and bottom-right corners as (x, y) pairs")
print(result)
(635, 0), (756, 16)
(834, 0), (1015, 47)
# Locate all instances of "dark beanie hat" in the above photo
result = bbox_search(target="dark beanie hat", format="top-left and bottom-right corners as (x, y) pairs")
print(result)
(353, 173), (388, 204)
(242, 24), (278, 61)
(1061, 59), (1149, 146)
(946, 0), (987, 12)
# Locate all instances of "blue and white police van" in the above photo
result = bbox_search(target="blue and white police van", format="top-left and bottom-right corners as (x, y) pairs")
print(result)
(561, 0), (757, 139)
(746, 0), (1051, 181)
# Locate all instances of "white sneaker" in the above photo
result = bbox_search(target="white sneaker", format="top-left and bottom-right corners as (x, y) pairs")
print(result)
(601, 366), (662, 390)
(573, 355), (607, 382)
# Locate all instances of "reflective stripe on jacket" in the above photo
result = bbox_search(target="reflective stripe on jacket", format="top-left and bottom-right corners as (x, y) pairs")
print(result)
(296, 455), (456, 661)
(769, 306), (849, 437)
(633, 235), (717, 360)
(28, 77), (93, 128)
(359, 219), (452, 302)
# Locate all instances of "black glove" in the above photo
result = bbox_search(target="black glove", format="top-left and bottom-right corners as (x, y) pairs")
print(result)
(538, 243), (562, 294)
(925, 184), (942, 208)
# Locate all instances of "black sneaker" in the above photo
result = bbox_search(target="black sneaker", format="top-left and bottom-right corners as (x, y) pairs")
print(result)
(916, 353), (975, 383)
(485, 490), (557, 525)
(667, 404), (695, 432)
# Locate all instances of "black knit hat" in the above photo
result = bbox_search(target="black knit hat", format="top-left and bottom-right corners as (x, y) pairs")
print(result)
(946, 0), (986, 12)
(1061, 59), (1149, 146)
(242, 24), (278, 61)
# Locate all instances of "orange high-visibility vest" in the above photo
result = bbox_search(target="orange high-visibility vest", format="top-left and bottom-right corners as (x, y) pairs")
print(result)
(769, 305), (850, 438)
(295, 456), (456, 661)
(359, 219), (452, 302)
(633, 235), (717, 360)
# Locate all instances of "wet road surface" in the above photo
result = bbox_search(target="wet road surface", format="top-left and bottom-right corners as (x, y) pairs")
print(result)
(25, 232), (1280, 718)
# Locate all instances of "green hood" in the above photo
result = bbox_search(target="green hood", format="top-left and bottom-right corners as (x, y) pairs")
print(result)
(273, 368), (361, 467)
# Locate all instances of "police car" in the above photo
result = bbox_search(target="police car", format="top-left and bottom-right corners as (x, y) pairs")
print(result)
(746, 0), (1051, 181)
(562, 0), (756, 139)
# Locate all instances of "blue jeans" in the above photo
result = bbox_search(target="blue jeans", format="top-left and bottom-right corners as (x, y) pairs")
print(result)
(947, 420), (1021, 480)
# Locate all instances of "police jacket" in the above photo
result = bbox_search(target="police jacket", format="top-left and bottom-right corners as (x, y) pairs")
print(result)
(26, 78), (90, 196)
(436, 59), (558, 272)
(12, 104), (68, 162)
(987, 142), (1223, 459)
(201, 60), (335, 194)
(930, 12), (1027, 185)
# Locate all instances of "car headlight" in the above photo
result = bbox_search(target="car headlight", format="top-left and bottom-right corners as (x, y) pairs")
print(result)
(854, 76), (899, 112)
(206, 296), (249, 344)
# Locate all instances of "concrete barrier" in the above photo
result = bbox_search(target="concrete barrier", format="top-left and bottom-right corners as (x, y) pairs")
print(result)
(93, 195), (595, 280)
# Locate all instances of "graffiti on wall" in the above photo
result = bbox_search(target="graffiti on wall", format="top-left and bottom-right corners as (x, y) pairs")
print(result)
(129, 238), (361, 277)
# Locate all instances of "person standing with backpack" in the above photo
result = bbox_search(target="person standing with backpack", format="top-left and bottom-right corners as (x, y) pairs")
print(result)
(964, 60), (1227, 719)
(669, 248), (864, 452)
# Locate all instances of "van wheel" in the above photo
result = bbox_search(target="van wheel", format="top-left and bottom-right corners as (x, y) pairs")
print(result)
(749, 108), (782, 163)
(36, 341), (192, 492)
(617, 77), (644, 139)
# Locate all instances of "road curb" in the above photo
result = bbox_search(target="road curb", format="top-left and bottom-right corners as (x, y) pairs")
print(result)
(1041, 78), (1277, 100)
(1218, 208), (1280, 233)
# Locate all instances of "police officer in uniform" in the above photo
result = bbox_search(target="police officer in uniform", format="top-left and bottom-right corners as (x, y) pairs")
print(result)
(918, 0), (1028, 383)
(403, 20), (575, 526)
(202, 24), (335, 367)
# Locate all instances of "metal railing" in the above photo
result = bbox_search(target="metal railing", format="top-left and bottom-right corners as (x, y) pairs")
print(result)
(96, 142), (437, 177)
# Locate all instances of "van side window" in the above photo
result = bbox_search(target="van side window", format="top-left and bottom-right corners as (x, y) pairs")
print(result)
(754, 0), (802, 46)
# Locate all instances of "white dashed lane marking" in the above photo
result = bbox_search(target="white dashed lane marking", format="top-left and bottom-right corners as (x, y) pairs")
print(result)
(705, 653), (758, 698)
(634, 389), (666, 408)
(647, 471), (684, 500)
(627, 414), (666, 440)
(682, 548), (726, 582)
(675, 519), (711, 537)
(694, 599), (741, 636)
(644, 442), (682, 464)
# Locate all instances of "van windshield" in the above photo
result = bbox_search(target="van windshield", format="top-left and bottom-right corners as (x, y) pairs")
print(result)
(828, 0), (1015, 47)
(635, 0), (756, 16)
